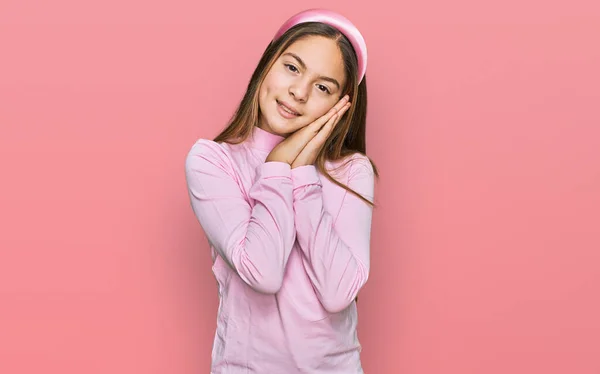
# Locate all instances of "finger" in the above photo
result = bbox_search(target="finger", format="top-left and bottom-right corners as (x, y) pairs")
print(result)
(315, 102), (349, 139)
(331, 94), (350, 113)
(285, 98), (350, 153)
(299, 114), (337, 155)
(323, 95), (350, 122)
(293, 104), (348, 166)
(339, 102), (351, 118)
(305, 105), (341, 133)
(330, 102), (351, 128)
(303, 95), (350, 133)
(287, 110), (337, 149)
(314, 110), (340, 142)
(280, 114), (337, 157)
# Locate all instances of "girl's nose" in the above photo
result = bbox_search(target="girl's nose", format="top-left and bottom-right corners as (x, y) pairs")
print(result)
(289, 81), (309, 102)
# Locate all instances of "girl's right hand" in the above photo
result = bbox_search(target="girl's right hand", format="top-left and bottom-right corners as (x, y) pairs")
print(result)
(265, 95), (350, 165)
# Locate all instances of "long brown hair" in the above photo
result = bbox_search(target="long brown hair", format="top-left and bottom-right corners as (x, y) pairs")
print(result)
(214, 22), (378, 206)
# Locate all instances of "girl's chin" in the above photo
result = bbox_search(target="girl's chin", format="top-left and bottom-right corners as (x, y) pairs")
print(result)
(269, 119), (303, 135)
(259, 123), (287, 137)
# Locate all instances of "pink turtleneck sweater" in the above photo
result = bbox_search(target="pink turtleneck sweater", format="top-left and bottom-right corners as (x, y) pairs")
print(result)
(184, 125), (375, 373)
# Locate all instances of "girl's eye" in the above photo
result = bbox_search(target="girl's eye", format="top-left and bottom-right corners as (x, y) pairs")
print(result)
(316, 84), (331, 94)
(285, 64), (298, 73)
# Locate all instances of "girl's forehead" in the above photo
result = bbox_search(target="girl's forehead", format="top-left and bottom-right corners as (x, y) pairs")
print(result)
(282, 36), (345, 80)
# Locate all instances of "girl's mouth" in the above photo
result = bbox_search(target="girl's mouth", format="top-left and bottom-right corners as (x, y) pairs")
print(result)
(277, 100), (300, 117)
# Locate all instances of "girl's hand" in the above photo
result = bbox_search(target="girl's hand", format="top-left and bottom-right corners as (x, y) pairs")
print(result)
(291, 100), (350, 169)
(265, 95), (350, 166)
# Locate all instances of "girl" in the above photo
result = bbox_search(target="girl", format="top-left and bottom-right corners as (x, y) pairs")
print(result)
(185, 9), (378, 373)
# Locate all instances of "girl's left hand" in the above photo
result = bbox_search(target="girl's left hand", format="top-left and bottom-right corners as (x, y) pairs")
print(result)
(291, 101), (351, 169)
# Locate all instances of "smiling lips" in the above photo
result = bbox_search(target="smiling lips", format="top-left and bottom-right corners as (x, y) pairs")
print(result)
(277, 100), (300, 118)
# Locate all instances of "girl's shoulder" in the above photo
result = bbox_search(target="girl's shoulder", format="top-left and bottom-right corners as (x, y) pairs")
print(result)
(325, 152), (375, 179)
(186, 138), (236, 173)
(187, 137), (227, 157)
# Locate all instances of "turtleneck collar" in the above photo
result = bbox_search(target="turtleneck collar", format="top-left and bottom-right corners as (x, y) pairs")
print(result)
(247, 125), (285, 152)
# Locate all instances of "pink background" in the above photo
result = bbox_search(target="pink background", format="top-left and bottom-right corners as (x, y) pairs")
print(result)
(1, 0), (599, 373)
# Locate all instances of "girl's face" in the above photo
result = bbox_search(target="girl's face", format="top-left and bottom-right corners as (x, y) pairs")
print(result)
(258, 35), (347, 137)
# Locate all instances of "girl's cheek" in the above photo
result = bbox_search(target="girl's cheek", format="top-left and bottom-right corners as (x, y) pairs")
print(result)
(316, 104), (333, 119)
(271, 70), (288, 84)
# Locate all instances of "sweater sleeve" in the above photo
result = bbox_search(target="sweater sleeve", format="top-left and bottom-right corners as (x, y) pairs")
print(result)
(185, 139), (296, 294)
(290, 155), (375, 313)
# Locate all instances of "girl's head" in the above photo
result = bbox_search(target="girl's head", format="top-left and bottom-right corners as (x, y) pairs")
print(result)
(216, 10), (367, 150)
(257, 30), (350, 137)
(214, 9), (377, 203)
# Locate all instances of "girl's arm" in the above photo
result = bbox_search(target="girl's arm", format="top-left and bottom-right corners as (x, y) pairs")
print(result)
(185, 140), (296, 294)
(291, 155), (375, 313)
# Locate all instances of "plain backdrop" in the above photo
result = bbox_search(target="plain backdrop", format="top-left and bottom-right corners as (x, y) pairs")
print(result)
(1, 0), (599, 373)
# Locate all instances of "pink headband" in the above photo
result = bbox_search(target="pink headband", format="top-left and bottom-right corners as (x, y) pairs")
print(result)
(273, 9), (368, 84)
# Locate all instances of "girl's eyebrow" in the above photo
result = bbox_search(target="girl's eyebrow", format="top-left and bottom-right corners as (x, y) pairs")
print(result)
(283, 52), (341, 90)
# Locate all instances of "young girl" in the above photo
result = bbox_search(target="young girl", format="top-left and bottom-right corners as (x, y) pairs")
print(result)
(185, 9), (378, 373)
